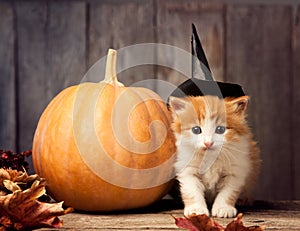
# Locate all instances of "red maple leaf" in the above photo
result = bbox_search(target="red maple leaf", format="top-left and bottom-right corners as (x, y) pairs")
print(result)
(172, 213), (265, 231)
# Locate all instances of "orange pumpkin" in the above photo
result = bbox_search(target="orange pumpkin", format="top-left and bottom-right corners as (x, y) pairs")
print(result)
(32, 49), (176, 211)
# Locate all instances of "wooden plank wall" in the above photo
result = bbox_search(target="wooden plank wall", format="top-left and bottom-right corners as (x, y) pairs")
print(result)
(226, 5), (293, 200)
(0, 0), (299, 200)
(293, 5), (300, 199)
(0, 2), (15, 151)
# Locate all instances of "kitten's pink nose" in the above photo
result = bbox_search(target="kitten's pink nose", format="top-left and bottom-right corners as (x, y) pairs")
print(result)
(204, 141), (214, 149)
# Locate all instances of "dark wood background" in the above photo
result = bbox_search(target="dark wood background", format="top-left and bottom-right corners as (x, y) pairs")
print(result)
(0, 0), (299, 201)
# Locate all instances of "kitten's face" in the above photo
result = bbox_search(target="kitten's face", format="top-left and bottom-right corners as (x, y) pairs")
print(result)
(169, 95), (249, 153)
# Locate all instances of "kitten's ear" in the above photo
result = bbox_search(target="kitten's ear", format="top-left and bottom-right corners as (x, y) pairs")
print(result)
(169, 96), (188, 112)
(229, 96), (249, 114)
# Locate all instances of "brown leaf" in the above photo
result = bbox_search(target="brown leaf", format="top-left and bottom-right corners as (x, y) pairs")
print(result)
(6, 168), (39, 185)
(172, 215), (200, 231)
(0, 172), (73, 230)
(0, 168), (40, 196)
(172, 214), (223, 231)
(189, 214), (224, 231)
(0, 169), (11, 188)
(173, 213), (265, 231)
(225, 214), (265, 231)
(3, 180), (21, 193)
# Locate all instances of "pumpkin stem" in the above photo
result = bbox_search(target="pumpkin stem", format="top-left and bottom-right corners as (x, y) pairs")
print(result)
(103, 49), (124, 86)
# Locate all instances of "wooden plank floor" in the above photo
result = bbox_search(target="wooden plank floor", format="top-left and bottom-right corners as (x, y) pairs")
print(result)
(38, 200), (300, 231)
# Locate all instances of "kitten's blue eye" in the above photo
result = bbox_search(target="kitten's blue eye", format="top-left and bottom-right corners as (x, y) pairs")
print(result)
(192, 126), (202, 134)
(215, 126), (226, 134)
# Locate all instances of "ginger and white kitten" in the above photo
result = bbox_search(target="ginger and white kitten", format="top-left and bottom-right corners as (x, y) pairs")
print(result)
(169, 95), (260, 218)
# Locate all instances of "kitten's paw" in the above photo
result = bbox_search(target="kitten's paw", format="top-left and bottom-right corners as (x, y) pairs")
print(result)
(211, 204), (237, 218)
(184, 204), (209, 218)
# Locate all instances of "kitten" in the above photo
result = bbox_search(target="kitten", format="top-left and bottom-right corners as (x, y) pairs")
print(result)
(169, 95), (260, 218)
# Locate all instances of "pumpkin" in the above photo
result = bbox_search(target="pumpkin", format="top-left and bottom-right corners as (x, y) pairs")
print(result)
(32, 49), (176, 211)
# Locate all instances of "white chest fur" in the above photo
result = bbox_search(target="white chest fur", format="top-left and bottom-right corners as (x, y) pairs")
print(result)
(175, 135), (251, 198)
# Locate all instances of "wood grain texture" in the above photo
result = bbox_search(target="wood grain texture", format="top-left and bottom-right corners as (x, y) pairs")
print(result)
(293, 5), (300, 199)
(88, 0), (155, 89)
(58, 210), (300, 231)
(16, 2), (48, 153)
(226, 5), (293, 200)
(0, 2), (16, 151)
(47, 2), (86, 97)
(16, 2), (86, 158)
(156, 0), (225, 89)
(37, 200), (300, 231)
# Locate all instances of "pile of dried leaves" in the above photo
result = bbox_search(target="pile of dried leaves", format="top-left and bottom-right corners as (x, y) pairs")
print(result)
(173, 213), (265, 231)
(0, 168), (73, 231)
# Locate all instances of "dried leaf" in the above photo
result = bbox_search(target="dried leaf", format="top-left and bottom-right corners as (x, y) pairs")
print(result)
(172, 215), (200, 231)
(3, 180), (21, 193)
(0, 168), (40, 196)
(0, 168), (73, 230)
(172, 214), (223, 231)
(0, 169), (10, 188)
(189, 214), (224, 231)
(173, 213), (265, 231)
(225, 214), (265, 231)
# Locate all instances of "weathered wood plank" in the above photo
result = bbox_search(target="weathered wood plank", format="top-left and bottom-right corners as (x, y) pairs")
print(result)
(38, 200), (300, 231)
(293, 5), (300, 199)
(88, 0), (155, 89)
(16, 2), (86, 172)
(0, 2), (16, 151)
(16, 2), (48, 155)
(39, 211), (300, 230)
(47, 2), (86, 97)
(226, 5), (293, 200)
(156, 0), (225, 92)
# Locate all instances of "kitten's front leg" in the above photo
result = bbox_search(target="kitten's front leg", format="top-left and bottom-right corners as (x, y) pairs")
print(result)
(211, 176), (241, 218)
(178, 173), (209, 217)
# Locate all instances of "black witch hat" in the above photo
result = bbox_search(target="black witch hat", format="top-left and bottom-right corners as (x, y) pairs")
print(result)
(170, 24), (245, 99)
